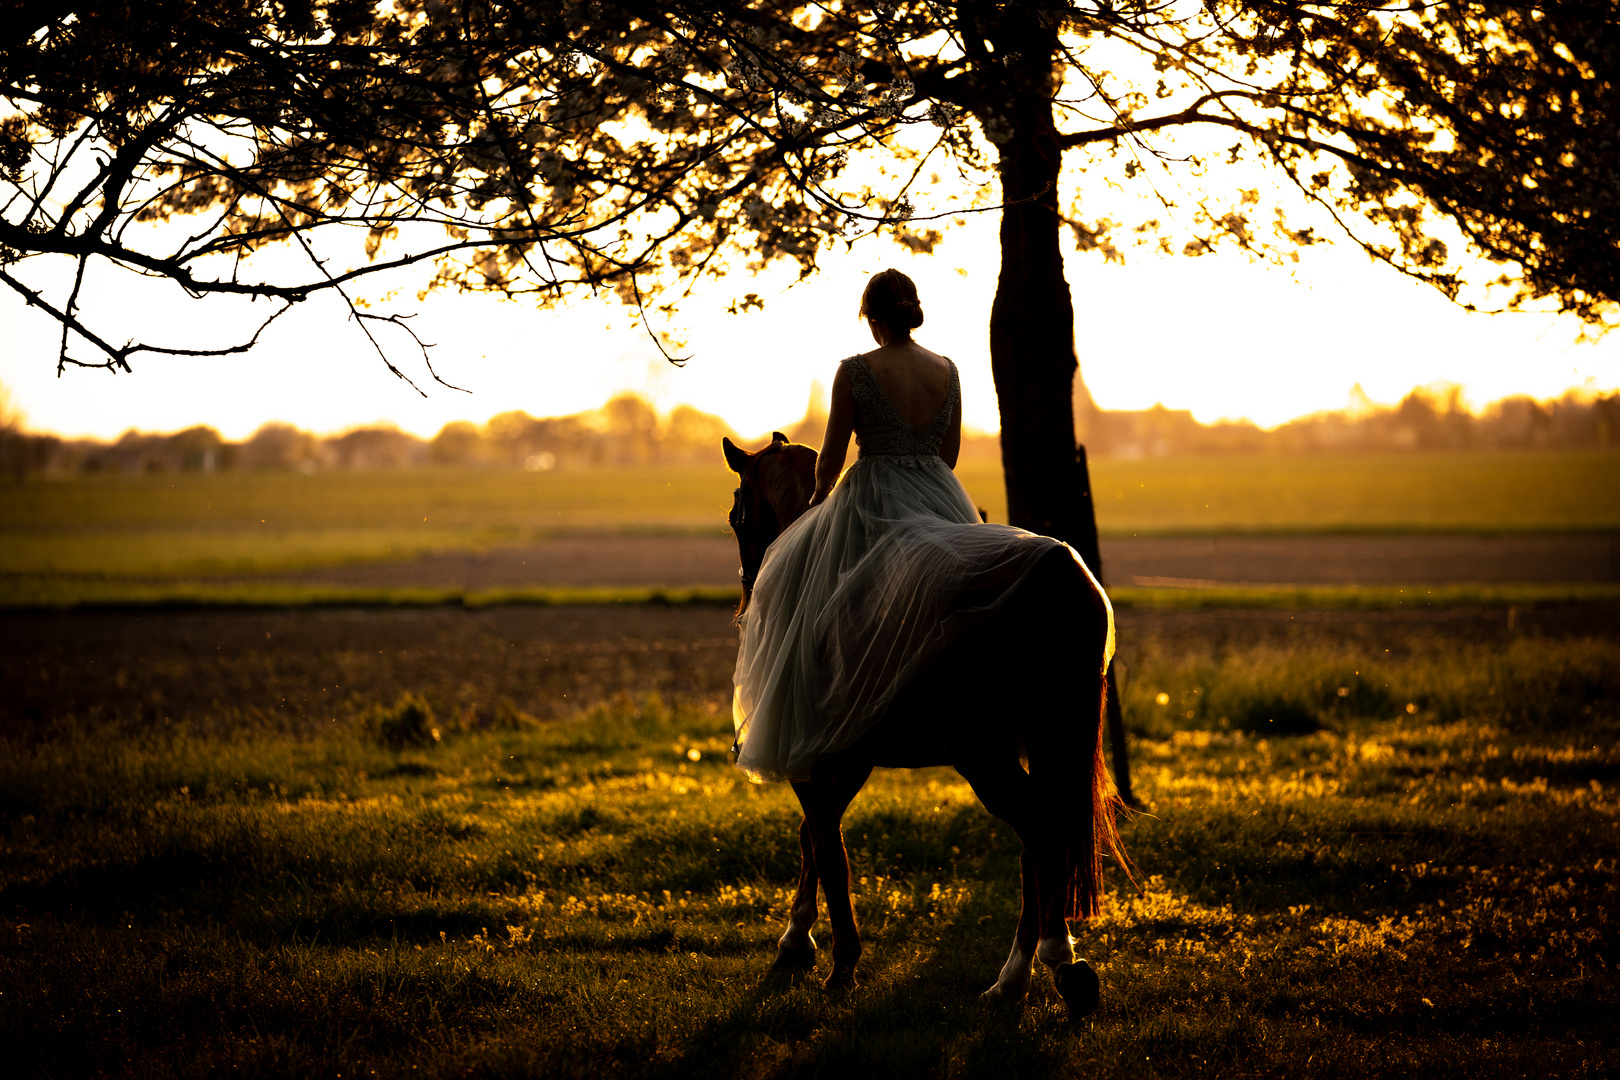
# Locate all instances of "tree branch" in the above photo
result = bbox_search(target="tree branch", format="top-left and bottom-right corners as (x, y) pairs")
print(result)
(1, 264), (297, 373)
(1057, 92), (1253, 148)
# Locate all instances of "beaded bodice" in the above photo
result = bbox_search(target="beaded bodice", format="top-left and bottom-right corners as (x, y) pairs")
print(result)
(844, 355), (958, 464)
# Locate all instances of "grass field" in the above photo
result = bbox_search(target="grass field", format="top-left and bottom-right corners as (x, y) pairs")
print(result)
(2, 451), (1614, 586)
(1073, 449), (1620, 536)
(2, 605), (1615, 1078)
(2, 577), (1617, 614)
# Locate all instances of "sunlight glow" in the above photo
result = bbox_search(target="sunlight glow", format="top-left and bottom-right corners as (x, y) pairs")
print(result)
(2, 215), (1616, 443)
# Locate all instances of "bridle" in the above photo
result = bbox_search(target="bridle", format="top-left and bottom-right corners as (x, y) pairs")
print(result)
(729, 485), (758, 593)
(727, 449), (784, 762)
(729, 452), (781, 596)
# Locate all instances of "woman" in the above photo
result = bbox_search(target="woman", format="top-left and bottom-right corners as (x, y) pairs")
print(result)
(731, 270), (1073, 783)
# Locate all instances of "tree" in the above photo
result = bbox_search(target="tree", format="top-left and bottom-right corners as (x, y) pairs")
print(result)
(4, 1), (1616, 540)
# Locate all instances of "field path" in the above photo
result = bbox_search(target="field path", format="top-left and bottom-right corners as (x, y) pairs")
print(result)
(279, 534), (745, 589)
(265, 532), (1619, 589)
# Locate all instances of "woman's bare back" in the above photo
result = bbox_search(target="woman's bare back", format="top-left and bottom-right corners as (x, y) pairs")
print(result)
(857, 342), (953, 430)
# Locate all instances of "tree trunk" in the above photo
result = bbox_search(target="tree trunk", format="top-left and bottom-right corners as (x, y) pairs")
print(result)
(985, 44), (1084, 545)
(982, 25), (1136, 804)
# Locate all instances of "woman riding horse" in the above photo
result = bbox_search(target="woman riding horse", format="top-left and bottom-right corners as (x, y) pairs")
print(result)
(724, 269), (1126, 1017)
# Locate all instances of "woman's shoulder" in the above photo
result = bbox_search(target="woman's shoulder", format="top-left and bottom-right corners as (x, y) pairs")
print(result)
(850, 345), (950, 369)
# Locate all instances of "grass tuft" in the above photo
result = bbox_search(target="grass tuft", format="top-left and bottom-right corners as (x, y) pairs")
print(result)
(363, 692), (441, 749)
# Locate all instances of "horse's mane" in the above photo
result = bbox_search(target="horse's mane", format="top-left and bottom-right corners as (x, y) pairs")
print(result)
(758, 442), (817, 532)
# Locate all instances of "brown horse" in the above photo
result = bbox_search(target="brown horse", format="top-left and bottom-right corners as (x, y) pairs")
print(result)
(722, 432), (1127, 1017)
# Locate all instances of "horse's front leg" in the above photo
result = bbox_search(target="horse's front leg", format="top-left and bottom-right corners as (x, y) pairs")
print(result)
(792, 761), (871, 988)
(772, 816), (819, 970)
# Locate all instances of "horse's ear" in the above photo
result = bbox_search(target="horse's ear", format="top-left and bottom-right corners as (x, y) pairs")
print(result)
(772, 431), (789, 445)
(722, 437), (750, 474)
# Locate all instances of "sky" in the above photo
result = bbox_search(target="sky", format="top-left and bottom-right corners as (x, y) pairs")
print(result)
(3, 207), (1618, 444)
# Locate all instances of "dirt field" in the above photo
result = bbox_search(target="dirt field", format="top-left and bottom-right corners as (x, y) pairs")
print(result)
(6, 600), (1614, 740)
(247, 532), (1620, 591)
(278, 534), (747, 589)
(1103, 532), (1619, 586)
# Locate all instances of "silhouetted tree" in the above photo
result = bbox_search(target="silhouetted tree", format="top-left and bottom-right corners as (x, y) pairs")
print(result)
(429, 420), (487, 465)
(242, 421), (321, 469)
(661, 403), (743, 462)
(325, 424), (424, 468)
(3, 1), (1615, 538)
(0, 381), (56, 479)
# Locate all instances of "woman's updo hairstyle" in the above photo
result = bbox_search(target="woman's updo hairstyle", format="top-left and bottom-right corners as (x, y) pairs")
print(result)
(859, 268), (925, 334)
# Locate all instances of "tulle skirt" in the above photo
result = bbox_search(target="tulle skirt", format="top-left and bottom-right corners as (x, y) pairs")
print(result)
(732, 453), (1074, 783)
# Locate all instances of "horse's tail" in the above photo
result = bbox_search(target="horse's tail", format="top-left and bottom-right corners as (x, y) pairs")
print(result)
(1065, 658), (1132, 919)
(1013, 545), (1133, 920)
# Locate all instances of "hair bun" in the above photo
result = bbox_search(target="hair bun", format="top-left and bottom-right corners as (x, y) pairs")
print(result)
(859, 269), (925, 332)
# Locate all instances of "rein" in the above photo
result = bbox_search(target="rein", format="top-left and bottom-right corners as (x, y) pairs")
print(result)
(729, 478), (757, 593)
(730, 453), (783, 594)
(728, 443), (795, 762)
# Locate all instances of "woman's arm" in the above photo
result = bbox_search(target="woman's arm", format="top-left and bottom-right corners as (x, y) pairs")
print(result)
(811, 364), (855, 507)
(939, 385), (962, 470)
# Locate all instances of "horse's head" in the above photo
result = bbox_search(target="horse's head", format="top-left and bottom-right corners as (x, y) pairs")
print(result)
(722, 431), (817, 617)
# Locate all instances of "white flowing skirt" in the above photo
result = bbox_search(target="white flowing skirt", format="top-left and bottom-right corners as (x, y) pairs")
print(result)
(732, 453), (1080, 783)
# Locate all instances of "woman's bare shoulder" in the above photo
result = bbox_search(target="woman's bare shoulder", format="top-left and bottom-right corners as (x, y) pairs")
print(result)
(857, 342), (948, 372)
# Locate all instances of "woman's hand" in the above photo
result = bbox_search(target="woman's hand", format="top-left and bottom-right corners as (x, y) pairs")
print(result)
(808, 487), (830, 509)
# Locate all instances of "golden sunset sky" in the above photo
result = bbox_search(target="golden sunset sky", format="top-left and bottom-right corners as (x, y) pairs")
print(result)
(7, 11), (1620, 448)
(3, 207), (1616, 444)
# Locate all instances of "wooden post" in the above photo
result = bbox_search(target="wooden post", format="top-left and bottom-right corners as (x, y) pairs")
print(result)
(1073, 445), (1136, 808)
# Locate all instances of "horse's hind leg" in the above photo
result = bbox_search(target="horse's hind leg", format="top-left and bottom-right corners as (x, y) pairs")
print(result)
(957, 757), (1058, 1003)
(772, 816), (819, 970)
(984, 845), (1041, 1003)
(970, 763), (1098, 1016)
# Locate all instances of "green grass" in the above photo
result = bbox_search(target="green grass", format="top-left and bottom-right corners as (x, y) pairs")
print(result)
(0, 579), (743, 611)
(5, 577), (1616, 613)
(1, 451), (1612, 585)
(0, 464), (742, 532)
(3, 621), (1615, 1078)
(0, 526), (502, 579)
(1105, 582), (1620, 611)
(1074, 449), (1620, 536)
(1120, 632), (1620, 739)
(0, 465), (743, 580)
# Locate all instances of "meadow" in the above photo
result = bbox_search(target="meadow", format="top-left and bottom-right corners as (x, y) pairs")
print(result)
(2, 451), (1615, 588)
(2, 450), (1615, 1076)
(2, 603), (1615, 1078)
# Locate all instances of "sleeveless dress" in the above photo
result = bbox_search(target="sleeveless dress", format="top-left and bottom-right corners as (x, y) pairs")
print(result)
(731, 355), (1106, 783)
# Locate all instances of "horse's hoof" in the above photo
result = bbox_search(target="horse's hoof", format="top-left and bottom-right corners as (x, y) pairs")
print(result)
(824, 965), (857, 991)
(979, 982), (1028, 1007)
(771, 941), (817, 972)
(1054, 959), (1101, 1019)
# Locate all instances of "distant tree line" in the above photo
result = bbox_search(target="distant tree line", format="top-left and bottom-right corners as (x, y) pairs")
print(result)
(428, 395), (740, 469)
(9, 2), (1616, 548)
(0, 392), (743, 479)
(1, 384), (1615, 481)
(1077, 385), (1620, 460)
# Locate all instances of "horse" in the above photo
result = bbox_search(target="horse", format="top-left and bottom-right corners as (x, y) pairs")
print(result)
(721, 432), (1128, 1018)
